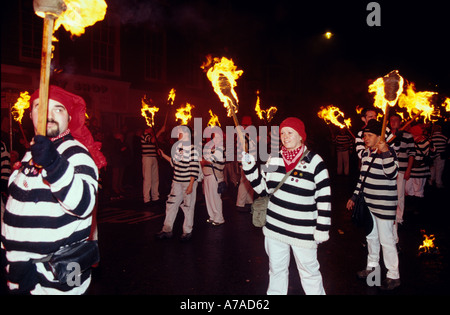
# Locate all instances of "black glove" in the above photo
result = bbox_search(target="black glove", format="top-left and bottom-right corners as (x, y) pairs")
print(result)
(31, 135), (60, 170)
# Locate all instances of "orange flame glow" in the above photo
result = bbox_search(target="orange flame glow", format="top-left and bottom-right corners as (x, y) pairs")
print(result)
(444, 98), (450, 112)
(201, 55), (243, 117)
(141, 97), (159, 127)
(368, 71), (404, 114)
(318, 105), (352, 129)
(207, 110), (221, 127)
(398, 83), (438, 123)
(255, 91), (277, 123)
(175, 103), (194, 125)
(11, 91), (31, 124)
(167, 88), (176, 105)
(418, 230), (439, 255)
(54, 0), (107, 37)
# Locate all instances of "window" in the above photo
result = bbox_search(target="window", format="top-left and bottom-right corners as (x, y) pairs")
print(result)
(92, 16), (120, 75)
(144, 31), (166, 82)
(19, 0), (42, 62)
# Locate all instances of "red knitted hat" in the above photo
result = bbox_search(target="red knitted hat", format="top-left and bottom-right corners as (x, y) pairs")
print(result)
(280, 117), (307, 141)
(30, 85), (107, 169)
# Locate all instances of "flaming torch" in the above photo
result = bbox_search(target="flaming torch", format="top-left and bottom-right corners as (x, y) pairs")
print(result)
(255, 90), (277, 124)
(398, 82), (438, 123)
(164, 88), (176, 125)
(33, 0), (66, 135)
(33, 0), (107, 136)
(207, 110), (221, 127)
(141, 96), (159, 128)
(175, 103), (194, 125)
(317, 105), (355, 138)
(11, 91), (31, 147)
(201, 55), (244, 146)
(368, 70), (404, 140)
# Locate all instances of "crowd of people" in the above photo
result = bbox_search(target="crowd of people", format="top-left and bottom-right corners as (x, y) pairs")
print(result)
(1, 84), (449, 295)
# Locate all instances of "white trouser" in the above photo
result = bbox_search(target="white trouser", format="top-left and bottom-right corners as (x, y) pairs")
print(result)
(236, 168), (253, 207)
(264, 237), (325, 295)
(430, 156), (445, 188)
(203, 175), (224, 224)
(162, 181), (198, 234)
(393, 172), (406, 243)
(142, 156), (159, 203)
(366, 212), (400, 280)
(405, 177), (426, 198)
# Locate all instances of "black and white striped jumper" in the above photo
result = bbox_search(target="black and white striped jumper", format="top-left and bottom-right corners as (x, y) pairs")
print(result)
(335, 133), (353, 152)
(391, 131), (416, 172)
(243, 146), (331, 249)
(351, 147), (398, 220)
(1, 134), (98, 294)
(141, 133), (158, 157)
(410, 139), (431, 178)
(430, 131), (449, 158)
(171, 142), (200, 182)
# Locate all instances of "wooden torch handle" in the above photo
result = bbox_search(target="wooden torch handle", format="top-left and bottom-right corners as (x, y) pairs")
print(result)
(36, 16), (55, 136)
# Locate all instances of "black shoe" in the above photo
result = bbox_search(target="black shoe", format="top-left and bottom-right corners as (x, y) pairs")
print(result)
(380, 278), (401, 290)
(180, 232), (192, 242)
(155, 231), (173, 240)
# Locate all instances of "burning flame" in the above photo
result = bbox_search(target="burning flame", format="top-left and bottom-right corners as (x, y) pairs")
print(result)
(418, 230), (439, 255)
(255, 91), (277, 123)
(175, 103), (194, 125)
(167, 88), (176, 105)
(141, 97), (159, 127)
(207, 110), (221, 127)
(368, 71), (404, 113)
(355, 105), (363, 115)
(201, 55), (243, 117)
(318, 105), (352, 129)
(54, 0), (107, 37)
(444, 98), (450, 112)
(11, 91), (31, 124)
(398, 82), (438, 123)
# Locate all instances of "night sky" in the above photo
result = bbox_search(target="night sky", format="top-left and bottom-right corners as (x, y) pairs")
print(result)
(111, 0), (449, 119)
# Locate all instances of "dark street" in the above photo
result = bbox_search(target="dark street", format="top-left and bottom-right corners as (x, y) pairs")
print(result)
(85, 170), (449, 296)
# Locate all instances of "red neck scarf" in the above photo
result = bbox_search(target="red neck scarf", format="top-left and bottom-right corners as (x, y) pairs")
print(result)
(281, 145), (305, 172)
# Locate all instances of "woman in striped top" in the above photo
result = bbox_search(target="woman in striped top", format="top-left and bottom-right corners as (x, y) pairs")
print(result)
(1, 86), (100, 294)
(243, 117), (331, 295)
(346, 119), (400, 290)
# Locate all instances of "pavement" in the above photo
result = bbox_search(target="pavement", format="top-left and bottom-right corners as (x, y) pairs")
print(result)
(2, 169), (449, 297)
(87, 172), (450, 296)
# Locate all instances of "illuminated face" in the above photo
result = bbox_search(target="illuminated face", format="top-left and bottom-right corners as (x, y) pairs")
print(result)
(363, 132), (380, 149)
(365, 110), (377, 122)
(31, 98), (71, 137)
(280, 126), (302, 151)
(390, 115), (401, 130)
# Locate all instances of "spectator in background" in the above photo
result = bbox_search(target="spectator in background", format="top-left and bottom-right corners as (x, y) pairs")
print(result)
(335, 128), (353, 175)
(429, 124), (449, 189)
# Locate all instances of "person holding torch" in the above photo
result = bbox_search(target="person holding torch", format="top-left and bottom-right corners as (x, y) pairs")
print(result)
(1, 85), (105, 294)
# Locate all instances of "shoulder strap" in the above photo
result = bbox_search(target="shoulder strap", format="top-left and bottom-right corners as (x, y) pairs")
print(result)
(359, 154), (376, 192)
(270, 149), (310, 196)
